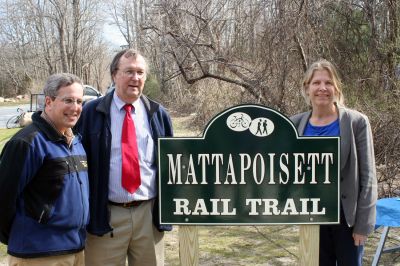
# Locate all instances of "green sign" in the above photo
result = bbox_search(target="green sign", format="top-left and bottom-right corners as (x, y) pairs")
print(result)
(158, 105), (340, 225)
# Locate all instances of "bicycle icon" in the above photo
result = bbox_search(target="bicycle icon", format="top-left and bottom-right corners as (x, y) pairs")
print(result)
(226, 112), (251, 132)
(229, 113), (251, 129)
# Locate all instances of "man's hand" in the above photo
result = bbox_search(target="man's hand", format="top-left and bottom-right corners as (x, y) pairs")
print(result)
(352, 233), (367, 246)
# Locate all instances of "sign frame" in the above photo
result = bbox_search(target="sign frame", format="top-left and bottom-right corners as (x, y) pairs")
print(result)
(158, 104), (340, 226)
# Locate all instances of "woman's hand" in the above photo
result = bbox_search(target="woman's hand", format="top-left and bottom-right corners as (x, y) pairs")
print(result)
(352, 233), (367, 246)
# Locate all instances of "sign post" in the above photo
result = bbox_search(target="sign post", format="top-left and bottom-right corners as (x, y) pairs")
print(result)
(158, 105), (340, 265)
(179, 226), (199, 266)
(299, 225), (319, 266)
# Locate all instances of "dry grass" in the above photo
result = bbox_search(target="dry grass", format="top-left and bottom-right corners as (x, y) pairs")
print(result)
(164, 225), (400, 265)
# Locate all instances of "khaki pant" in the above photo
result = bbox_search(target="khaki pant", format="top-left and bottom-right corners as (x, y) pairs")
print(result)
(85, 200), (164, 266)
(8, 250), (84, 266)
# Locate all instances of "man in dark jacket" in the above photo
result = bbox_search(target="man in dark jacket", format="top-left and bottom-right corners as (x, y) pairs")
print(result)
(76, 49), (173, 266)
(0, 73), (89, 265)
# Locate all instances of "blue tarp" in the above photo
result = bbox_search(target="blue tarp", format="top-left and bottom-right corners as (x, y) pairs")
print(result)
(376, 198), (400, 227)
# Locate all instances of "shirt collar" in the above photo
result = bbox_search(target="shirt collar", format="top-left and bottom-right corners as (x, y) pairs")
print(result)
(113, 92), (140, 112)
(38, 111), (75, 146)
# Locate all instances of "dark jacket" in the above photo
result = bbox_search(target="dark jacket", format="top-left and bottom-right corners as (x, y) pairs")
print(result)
(290, 106), (377, 235)
(75, 91), (173, 236)
(0, 112), (89, 258)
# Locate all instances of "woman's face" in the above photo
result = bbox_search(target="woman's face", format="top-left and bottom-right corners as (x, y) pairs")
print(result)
(306, 69), (337, 109)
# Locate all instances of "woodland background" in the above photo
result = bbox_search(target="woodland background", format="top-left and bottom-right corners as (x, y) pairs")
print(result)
(0, 0), (399, 196)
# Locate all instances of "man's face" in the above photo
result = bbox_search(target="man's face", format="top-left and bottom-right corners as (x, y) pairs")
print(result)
(45, 82), (84, 133)
(112, 55), (147, 103)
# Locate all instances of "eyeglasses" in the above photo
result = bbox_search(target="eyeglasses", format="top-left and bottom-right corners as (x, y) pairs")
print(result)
(54, 97), (84, 106)
(118, 69), (145, 79)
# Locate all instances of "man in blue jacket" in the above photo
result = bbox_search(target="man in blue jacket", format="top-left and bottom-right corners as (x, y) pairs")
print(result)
(0, 73), (89, 265)
(76, 49), (173, 266)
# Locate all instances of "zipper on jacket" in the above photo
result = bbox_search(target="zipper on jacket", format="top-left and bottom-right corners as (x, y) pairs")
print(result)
(38, 210), (45, 223)
(67, 159), (85, 227)
(71, 155), (86, 249)
(65, 160), (70, 173)
(73, 161), (85, 227)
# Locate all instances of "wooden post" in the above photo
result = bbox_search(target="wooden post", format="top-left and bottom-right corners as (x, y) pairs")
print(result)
(179, 226), (199, 266)
(299, 225), (319, 266)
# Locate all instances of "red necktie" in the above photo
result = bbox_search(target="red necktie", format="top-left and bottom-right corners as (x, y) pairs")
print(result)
(121, 104), (141, 193)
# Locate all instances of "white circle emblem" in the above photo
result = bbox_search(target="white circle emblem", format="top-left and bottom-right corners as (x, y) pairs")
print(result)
(248, 117), (274, 137)
(226, 112), (252, 132)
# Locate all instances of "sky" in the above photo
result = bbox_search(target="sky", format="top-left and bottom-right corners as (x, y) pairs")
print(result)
(103, 22), (128, 48)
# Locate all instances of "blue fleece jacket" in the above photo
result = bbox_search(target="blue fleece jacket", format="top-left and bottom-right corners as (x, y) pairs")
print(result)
(0, 112), (89, 258)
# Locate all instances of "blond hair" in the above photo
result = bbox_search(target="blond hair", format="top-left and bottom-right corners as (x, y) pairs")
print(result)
(301, 59), (345, 107)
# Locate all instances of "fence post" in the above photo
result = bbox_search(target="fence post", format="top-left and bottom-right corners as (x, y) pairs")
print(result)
(179, 226), (199, 266)
(299, 225), (319, 266)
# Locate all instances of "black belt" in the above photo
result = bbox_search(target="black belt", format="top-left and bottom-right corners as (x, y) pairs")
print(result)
(109, 200), (147, 208)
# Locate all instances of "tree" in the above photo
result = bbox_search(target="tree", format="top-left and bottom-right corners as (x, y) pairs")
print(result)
(0, 0), (110, 96)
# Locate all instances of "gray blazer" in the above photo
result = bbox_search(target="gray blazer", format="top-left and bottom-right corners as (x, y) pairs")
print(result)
(290, 106), (377, 235)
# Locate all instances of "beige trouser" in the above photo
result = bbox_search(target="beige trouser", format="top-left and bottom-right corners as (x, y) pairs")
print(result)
(85, 200), (164, 266)
(8, 250), (84, 266)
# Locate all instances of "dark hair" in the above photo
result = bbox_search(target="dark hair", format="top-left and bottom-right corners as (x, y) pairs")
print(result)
(43, 73), (83, 98)
(110, 49), (149, 80)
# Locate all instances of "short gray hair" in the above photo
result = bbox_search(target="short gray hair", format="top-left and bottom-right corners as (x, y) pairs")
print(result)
(43, 73), (83, 98)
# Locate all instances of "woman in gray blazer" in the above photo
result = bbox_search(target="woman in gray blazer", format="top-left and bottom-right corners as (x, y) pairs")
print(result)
(291, 59), (377, 266)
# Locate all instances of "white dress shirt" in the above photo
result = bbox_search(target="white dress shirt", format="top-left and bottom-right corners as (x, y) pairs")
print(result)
(108, 93), (156, 202)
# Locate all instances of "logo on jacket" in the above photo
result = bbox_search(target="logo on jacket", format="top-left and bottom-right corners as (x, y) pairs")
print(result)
(81, 160), (88, 168)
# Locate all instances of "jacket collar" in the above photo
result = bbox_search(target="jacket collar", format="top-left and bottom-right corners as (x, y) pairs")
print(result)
(140, 93), (160, 117)
(296, 110), (311, 135)
(338, 106), (351, 170)
(96, 89), (114, 115)
(296, 105), (349, 170)
(32, 111), (68, 143)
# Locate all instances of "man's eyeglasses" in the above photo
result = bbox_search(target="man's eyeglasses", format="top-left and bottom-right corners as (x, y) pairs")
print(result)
(53, 97), (84, 106)
(118, 69), (145, 79)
